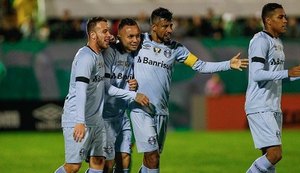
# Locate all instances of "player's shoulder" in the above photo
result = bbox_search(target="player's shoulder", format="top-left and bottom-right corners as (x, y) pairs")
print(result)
(75, 46), (98, 62)
(251, 31), (271, 44)
(78, 46), (97, 55)
(103, 44), (115, 54)
(76, 46), (91, 57)
(103, 44), (120, 57)
(166, 40), (184, 50)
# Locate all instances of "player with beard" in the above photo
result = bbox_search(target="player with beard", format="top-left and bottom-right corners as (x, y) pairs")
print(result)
(55, 17), (148, 173)
(130, 7), (249, 173)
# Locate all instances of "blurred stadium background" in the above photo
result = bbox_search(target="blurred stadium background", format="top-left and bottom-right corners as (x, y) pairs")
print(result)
(0, 0), (299, 131)
(1, 0), (300, 173)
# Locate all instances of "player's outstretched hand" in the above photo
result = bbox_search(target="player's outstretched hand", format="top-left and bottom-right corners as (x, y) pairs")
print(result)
(135, 93), (149, 106)
(73, 123), (86, 142)
(128, 79), (138, 91)
(230, 52), (249, 71)
(288, 65), (300, 77)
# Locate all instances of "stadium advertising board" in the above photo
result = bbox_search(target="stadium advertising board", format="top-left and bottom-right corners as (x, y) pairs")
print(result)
(0, 101), (63, 131)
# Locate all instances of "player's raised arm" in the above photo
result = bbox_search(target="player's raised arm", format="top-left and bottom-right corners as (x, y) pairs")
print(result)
(229, 52), (249, 71)
(182, 52), (248, 73)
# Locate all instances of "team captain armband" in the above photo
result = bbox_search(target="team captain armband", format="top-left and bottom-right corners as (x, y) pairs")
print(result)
(251, 57), (265, 64)
(183, 53), (198, 67)
(76, 76), (90, 84)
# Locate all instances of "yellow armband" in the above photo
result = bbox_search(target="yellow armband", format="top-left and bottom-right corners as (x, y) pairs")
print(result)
(183, 53), (198, 67)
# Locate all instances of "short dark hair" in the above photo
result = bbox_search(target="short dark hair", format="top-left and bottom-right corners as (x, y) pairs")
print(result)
(150, 7), (173, 25)
(118, 18), (138, 30)
(86, 17), (107, 34)
(261, 3), (283, 25)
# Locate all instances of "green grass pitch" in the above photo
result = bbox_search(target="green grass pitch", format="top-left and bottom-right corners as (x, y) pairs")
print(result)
(0, 130), (299, 173)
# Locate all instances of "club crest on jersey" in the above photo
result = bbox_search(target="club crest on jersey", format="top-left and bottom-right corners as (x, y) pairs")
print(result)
(153, 47), (161, 54)
(164, 49), (172, 58)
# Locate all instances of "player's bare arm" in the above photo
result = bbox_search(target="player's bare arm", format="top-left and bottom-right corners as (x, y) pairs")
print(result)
(73, 123), (85, 142)
(127, 79), (138, 91)
(229, 52), (249, 71)
(288, 65), (300, 77)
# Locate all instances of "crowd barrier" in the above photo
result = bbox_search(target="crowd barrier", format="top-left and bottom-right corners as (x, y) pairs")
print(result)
(1, 38), (300, 130)
(191, 94), (300, 131)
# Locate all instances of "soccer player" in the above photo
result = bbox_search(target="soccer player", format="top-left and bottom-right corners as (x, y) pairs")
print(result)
(245, 3), (300, 173)
(55, 17), (148, 173)
(102, 18), (142, 173)
(129, 7), (249, 173)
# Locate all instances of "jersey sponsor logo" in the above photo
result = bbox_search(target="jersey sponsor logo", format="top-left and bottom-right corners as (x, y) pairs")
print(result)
(92, 75), (104, 82)
(270, 58), (284, 65)
(110, 72), (134, 80)
(116, 60), (131, 67)
(137, 56), (172, 70)
(164, 49), (172, 58)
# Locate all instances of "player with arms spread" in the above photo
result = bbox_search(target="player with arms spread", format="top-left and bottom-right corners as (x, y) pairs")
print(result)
(130, 7), (249, 173)
(245, 3), (300, 173)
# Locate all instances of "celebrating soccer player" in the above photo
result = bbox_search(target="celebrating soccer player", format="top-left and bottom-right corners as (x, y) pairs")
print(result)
(55, 17), (148, 173)
(102, 18), (145, 173)
(129, 7), (249, 173)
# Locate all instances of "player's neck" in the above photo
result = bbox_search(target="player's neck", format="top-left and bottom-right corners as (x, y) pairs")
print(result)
(150, 32), (163, 44)
(264, 28), (280, 38)
(87, 42), (101, 54)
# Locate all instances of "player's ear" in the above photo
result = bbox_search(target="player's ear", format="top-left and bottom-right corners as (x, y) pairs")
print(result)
(152, 24), (157, 32)
(90, 31), (96, 40)
(265, 17), (271, 25)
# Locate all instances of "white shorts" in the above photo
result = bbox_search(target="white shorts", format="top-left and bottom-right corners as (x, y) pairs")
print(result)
(63, 125), (106, 163)
(130, 111), (168, 153)
(247, 111), (282, 149)
(115, 115), (132, 154)
(104, 115), (132, 160)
